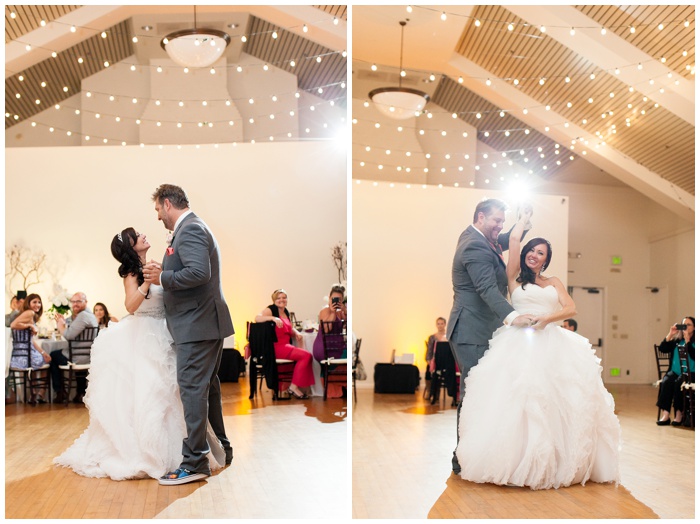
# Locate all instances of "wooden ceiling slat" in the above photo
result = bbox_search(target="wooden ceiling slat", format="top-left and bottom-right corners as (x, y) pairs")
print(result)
(244, 15), (346, 107)
(6, 20), (134, 128)
(5, 5), (81, 43)
(449, 4), (695, 193)
(576, 5), (695, 79)
(313, 5), (347, 21)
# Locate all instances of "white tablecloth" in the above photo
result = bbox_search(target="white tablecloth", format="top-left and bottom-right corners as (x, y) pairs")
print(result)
(40, 338), (69, 354)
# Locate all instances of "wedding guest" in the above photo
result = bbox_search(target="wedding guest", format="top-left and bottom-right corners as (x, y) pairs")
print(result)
(255, 289), (315, 399)
(425, 317), (448, 377)
(49, 292), (98, 403)
(656, 317), (695, 426)
(9, 293), (51, 403)
(313, 285), (348, 398)
(313, 285), (347, 359)
(93, 302), (119, 330)
(5, 295), (20, 328)
(563, 318), (578, 332)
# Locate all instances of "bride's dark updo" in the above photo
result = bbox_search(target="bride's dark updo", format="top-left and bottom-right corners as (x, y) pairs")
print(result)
(516, 237), (552, 289)
(110, 227), (148, 296)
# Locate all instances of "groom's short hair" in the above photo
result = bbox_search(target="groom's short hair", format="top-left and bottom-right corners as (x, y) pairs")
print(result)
(473, 198), (508, 223)
(152, 184), (190, 209)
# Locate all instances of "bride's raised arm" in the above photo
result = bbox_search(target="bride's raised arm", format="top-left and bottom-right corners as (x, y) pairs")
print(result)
(506, 209), (532, 282)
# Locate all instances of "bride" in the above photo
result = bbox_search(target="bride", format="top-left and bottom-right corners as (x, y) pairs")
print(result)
(456, 210), (621, 490)
(54, 227), (224, 480)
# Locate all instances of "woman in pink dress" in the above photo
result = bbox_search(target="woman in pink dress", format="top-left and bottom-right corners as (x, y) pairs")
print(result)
(255, 289), (315, 399)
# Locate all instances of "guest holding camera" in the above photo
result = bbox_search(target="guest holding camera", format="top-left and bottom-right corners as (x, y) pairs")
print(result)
(656, 317), (695, 426)
(255, 289), (315, 399)
(312, 285), (347, 398)
(313, 285), (347, 359)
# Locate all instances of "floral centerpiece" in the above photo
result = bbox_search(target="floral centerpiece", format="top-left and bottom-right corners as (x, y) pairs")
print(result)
(46, 286), (71, 317)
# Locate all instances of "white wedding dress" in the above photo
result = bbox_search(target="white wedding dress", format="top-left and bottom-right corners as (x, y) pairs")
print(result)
(54, 285), (224, 480)
(456, 284), (621, 490)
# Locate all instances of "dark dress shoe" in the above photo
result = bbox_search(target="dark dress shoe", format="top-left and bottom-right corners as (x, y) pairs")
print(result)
(72, 394), (84, 404)
(53, 392), (66, 403)
(225, 448), (233, 466)
(671, 420), (683, 426)
(452, 453), (461, 475)
(656, 419), (671, 426)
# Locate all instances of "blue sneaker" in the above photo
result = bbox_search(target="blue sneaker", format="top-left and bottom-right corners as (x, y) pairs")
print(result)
(158, 468), (209, 486)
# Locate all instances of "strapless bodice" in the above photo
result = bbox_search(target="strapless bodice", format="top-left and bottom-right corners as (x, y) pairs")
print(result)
(511, 284), (559, 316)
(134, 285), (165, 319)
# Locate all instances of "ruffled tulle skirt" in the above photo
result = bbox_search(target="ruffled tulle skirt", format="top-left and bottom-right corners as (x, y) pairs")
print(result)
(456, 325), (621, 490)
(53, 314), (223, 480)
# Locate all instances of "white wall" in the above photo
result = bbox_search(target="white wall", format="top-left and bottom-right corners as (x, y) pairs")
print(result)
(352, 182), (569, 387)
(5, 141), (347, 348)
(353, 180), (695, 388)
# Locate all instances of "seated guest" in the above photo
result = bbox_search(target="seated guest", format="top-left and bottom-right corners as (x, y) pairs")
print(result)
(313, 285), (347, 398)
(563, 318), (578, 332)
(93, 302), (119, 330)
(50, 292), (98, 403)
(255, 289), (315, 399)
(9, 293), (51, 403)
(657, 317), (695, 426)
(426, 317), (448, 378)
(5, 295), (20, 328)
(313, 285), (347, 360)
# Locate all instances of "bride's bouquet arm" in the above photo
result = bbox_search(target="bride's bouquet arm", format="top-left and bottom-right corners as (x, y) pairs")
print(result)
(531, 277), (577, 329)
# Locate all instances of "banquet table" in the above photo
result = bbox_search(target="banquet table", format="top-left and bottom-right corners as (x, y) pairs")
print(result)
(39, 338), (69, 354)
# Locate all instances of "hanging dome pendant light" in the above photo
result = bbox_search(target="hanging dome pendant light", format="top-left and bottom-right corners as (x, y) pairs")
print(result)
(369, 21), (430, 120)
(160, 6), (231, 68)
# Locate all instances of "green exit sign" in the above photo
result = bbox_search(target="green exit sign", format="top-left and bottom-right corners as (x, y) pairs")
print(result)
(610, 367), (621, 377)
(611, 256), (622, 266)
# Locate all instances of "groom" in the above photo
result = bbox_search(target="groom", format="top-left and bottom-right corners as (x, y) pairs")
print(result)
(447, 198), (533, 475)
(144, 184), (235, 485)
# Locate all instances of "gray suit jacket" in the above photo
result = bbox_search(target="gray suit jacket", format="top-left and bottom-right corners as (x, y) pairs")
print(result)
(447, 225), (514, 346)
(62, 310), (98, 362)
(161, 212), (234, 344)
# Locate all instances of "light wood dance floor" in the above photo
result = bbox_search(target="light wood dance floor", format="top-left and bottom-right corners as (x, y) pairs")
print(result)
(5, 380), (348, 519)
(352, 383), (694, 519)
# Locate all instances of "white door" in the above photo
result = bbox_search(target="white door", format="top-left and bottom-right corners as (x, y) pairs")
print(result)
(570, 286), (605, 364)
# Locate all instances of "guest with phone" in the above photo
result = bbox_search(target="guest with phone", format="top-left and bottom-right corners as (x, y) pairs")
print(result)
(312, 285), (347, 397)
(656, 317), (695, 426)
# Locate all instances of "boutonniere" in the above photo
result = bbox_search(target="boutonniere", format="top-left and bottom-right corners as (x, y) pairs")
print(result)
(166, 247), (174, 256)
(166, 232), (174, 246)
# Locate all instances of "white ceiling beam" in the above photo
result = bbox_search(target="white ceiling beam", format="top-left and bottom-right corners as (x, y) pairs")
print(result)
(449, 53), (694, 222)
(506, 5), (694, 126)
(6, 5), (345, 80)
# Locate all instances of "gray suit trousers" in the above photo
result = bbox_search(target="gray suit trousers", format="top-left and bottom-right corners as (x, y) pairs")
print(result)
(177, 338), (228, 474)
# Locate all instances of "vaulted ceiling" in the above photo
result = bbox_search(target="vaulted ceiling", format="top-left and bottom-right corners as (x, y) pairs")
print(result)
(352, 5), (694, 221)
(5, 5), (347, 147)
